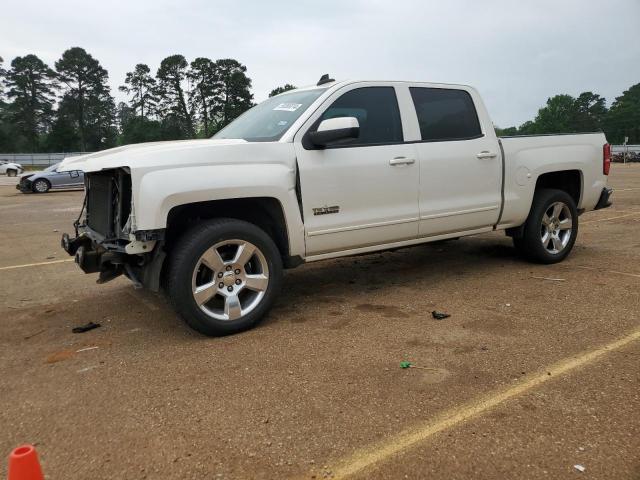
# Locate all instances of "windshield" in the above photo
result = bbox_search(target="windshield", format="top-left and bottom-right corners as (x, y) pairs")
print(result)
(213, 88), (327, 142)
(44, 163), (60, 172)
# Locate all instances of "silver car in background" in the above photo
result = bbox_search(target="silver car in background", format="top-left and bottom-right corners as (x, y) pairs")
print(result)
(17, 162), (85, 193)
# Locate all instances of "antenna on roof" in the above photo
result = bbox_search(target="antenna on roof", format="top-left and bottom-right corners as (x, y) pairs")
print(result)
(317, 74), (335, 86)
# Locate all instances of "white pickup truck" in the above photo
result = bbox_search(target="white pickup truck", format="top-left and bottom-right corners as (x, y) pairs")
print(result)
(60, 76), (613, 336)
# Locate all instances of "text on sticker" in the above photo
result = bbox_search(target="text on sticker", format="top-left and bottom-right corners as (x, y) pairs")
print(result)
(273, 103), (302, 112)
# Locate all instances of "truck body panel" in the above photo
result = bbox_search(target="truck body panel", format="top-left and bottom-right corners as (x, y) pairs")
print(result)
(58, 79), (610, 265)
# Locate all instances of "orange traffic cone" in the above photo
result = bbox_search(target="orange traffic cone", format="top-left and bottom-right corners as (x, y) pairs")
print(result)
(7, 445), (44, 480)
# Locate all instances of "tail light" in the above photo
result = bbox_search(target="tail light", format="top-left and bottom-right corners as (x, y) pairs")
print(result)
(603, 143), (611, 175)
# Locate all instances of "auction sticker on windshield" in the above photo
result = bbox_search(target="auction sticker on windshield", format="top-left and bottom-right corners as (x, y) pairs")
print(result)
(273, 103), (302, 112)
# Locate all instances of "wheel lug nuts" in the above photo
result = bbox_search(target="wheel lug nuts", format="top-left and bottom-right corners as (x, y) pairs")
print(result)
(226, 265), (232, 271)
(218, 283), (224, 289)
(217, 272), (223, 278)
(235, 279), (241, 285)
(227, 286), (233, 292)
(234, 269), (241, 274)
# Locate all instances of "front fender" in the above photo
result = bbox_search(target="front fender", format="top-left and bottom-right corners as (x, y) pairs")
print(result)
(132, 164), (305, 257)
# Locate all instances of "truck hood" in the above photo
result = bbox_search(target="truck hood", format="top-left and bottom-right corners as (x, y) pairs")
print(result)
(56, 138), (295, 173)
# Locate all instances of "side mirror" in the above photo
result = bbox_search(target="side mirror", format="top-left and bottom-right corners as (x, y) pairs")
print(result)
(308, 117), (359, 148)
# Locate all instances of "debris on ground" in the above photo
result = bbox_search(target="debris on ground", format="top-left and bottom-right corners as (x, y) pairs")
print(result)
(72, 322), (101, 333)
(400, 361), (438, 371)
(432, 311), (451, 320)
(77, 365), (100, 373)
(532, 276), (566, 282)
(24, 329), (45, 340)
(76, 346), (99, 353)
(574, 464), (585, 472)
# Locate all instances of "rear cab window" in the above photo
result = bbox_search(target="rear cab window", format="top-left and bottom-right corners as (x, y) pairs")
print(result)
(409, 87), (482, 141)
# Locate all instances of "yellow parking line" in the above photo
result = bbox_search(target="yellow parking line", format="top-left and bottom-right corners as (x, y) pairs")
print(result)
(582, 211), (640, 225)
(324, 327), (640, 479)
(0, 259), (74, 271)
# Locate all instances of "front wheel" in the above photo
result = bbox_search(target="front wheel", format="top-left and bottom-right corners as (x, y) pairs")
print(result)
(32, 179), (50, 193)
(7, 169), (17, 177)
(513, 188), (578, 264)
(165, 218), (283, 336)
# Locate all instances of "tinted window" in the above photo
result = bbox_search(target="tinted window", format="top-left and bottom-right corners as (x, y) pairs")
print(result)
(410, 88), (482, 141)
(318, 87), (403, 146)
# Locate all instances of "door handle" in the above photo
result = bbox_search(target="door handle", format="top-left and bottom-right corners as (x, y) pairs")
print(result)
(476, 151), (497, 159)
(389, 156), (416, 166)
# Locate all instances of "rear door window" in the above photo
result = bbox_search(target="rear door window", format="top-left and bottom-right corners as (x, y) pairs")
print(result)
(409, 88), (482, 141)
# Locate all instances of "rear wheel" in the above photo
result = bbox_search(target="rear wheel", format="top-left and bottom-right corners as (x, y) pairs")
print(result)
(32, 179), (50, 193)
(513, 188), (578, 264)
(7, 169), (17, 177)
(166, 218), (283, 336)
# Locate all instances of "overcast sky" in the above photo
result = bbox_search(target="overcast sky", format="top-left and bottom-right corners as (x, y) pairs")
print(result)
(2, 0), (639, 127)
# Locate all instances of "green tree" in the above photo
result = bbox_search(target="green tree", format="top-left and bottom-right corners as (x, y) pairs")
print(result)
(211, 59), (253, 130)
(188, 57), (219, 136)
(46, 99), (79, 151)
(0, 56), (10, 151)
(0, 56), (6, 98)
(494, 126), (518, 136)
(4, 54), (57, 151)
(117, 101), (163, 144)
(605, 83), (640, 144)
(119, 63), (157, 119)
(155, 54), (194, 138)
(55, 47), (116, 151)
(269, 84), (296, 97)
(573, 92), (607, 133)
(531, 94), (579, 134)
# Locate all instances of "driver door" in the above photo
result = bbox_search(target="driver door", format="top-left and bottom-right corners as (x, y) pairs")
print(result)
(294, 84), (420, 256)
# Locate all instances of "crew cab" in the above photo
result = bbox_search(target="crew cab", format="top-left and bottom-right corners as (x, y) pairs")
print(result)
(59, 77), (613, 336)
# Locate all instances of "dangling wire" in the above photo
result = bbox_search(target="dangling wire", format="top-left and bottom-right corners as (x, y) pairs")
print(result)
(74, 194), (87, 237)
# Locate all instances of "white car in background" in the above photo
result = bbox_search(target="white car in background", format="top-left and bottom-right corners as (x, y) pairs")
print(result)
(0, 161), (24, 177)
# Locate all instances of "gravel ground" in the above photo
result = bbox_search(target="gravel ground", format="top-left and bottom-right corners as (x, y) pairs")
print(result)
(1, 164), (639, 479)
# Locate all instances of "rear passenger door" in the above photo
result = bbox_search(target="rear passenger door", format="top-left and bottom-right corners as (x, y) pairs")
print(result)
(408, 86), (502, 236)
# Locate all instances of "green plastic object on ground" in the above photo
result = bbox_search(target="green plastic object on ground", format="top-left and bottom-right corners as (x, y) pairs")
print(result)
(400, 361), (412, 369)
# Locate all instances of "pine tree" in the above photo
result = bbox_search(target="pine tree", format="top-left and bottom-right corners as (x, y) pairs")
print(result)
(54, 47), (116, 151)
(155, 54), (194, 138)
(120, 63), (157, 119)
(4, 54), (57, 151)
(211, 59), (253, 131)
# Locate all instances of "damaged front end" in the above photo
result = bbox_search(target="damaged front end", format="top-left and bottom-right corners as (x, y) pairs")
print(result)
(61, 168), (165, 290)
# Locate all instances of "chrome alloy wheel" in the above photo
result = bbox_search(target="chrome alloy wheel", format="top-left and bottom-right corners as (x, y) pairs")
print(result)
(191, 240), (269, 321)
(540, 201), (573, 254)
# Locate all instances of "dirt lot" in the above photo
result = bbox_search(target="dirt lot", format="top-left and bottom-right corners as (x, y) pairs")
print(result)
(1, 164), (639, 479)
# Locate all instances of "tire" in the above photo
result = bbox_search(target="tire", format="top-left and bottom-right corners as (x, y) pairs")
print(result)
(32, 179), (51, 193)
(7, 169), (17, 177)
(166, 218), (283, 336)
(513, 188), (578, 264)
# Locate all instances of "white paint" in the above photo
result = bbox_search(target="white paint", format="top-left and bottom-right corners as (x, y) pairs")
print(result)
(57, 80), (608, 262)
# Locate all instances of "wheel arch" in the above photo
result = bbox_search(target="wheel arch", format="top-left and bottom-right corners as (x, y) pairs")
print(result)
(164, 197), (298, 268)
(534, 169), (583, 208)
